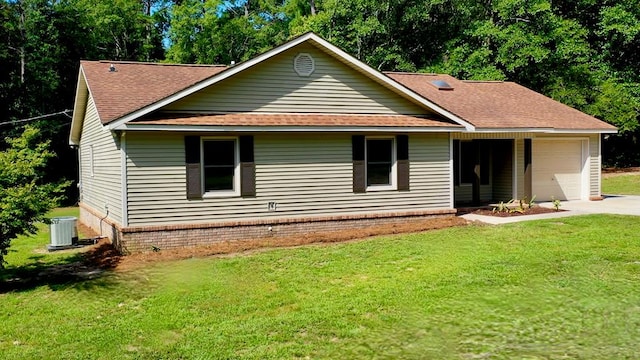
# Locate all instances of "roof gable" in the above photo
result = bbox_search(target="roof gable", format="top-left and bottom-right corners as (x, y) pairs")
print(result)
(102, 33), (474, 131)
(157, 42), (429, 116)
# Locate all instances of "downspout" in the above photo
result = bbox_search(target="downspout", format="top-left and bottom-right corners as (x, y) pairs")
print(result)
(449, 134), (455, 209)
(120, 131), (128, 227)
(99, 206), (109, 239)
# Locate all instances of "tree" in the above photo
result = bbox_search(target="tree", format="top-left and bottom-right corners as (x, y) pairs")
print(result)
(75, 0), (165, 61)
(0, 127), (68, 267)
(166, 0), (290, 65)
(1, 0), (167, 205)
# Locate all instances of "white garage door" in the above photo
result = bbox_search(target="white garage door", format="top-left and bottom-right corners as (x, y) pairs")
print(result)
(532, 140), (584, 201)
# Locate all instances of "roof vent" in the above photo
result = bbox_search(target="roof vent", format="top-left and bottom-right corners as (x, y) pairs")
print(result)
(430, 80), (453, 90)
(294, 53), (315, 77)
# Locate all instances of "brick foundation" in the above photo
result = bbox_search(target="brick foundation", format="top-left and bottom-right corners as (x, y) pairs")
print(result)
(79, 203), (456, 254)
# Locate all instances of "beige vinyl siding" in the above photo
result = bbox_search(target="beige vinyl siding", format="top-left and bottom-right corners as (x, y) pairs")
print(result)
(125, 132), (451, 226)
(79, 95), (122, 224)
(454, 185), (492, 203)
(515, 139), (525, 199)
(161, 44), (426, 115)
(454, 172), (493, 202)
(589, 134), (600, 197)
(455, 186), (471, 203)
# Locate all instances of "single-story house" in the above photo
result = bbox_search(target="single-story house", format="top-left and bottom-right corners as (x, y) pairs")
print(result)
(70, 32), (617, 252)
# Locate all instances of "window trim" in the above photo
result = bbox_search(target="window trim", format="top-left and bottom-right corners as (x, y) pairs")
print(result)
(365, 136), (397, 191)
(201, 137), (240, 198)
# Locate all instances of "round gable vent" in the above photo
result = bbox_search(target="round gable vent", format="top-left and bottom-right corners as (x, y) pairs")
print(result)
(294, 53), (315, 77)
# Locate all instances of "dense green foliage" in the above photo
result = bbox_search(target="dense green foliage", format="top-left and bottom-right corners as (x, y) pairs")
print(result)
(0, 127), (67, 267)
(0, 0), (639, 189)
(2, 214), (640, 358)
(0, 0), (165, 202)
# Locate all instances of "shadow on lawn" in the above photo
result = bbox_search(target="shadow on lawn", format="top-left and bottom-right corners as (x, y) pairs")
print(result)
(0, 241), (122, 293)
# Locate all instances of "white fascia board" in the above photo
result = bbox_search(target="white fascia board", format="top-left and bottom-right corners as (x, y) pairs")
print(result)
(69, 68), (88, 145)
(117, 124), (463, 133)
(107, 32), (475, 131)
(472, 127), (618, 134)
(307, 36), (476, 131)
(106, 33), (319, 131)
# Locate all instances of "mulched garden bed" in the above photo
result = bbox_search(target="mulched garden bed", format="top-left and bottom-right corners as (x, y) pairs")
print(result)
(458, 206), (564, 217)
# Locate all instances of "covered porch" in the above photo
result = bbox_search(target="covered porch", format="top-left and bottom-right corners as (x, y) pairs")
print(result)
(452, 133), (595, 206)
(453, 137), (524, 206)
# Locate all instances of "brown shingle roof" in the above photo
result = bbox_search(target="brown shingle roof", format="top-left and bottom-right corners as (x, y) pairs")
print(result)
(386, 72), (616, 131)
(80, 59), (615, 132)
(81, 61), (227, 124)
(132, 113), (459, 128)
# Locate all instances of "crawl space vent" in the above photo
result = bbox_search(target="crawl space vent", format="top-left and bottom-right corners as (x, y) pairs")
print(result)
(294, 53), (315, 76)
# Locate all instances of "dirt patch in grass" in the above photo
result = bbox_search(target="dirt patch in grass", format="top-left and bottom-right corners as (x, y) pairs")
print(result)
(114, 216), (469, 271)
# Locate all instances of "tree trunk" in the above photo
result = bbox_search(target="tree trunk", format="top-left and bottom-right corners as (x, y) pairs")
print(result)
(310, 0), (316, 16)
(19, 5), (25, 84)
(20, 49), (25, 84)
(142, 0), (151, 16)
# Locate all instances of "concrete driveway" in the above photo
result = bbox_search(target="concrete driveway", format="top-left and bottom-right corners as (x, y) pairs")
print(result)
(540, 195), (640, 216)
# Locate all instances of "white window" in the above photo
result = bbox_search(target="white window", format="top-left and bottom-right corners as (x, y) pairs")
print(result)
(201, 138), (240, 196)
(366, 137), (396, 191)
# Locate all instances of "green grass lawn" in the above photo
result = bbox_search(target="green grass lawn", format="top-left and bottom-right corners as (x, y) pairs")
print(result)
(2, 212), (640, 359)
(1, 207), (86, 279)
(602, 173), (640, 195)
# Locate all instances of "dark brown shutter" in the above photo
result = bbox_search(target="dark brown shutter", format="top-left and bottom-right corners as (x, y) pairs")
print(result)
(185, 136), (202, 200)
(240, 136), (256, 197)
(397, 135), (409, 191)
(352, 135), (366, 193)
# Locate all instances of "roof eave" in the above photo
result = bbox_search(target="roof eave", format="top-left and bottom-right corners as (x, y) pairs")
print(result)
(472, 127), (618, 134)
(69, 66), (88, 146)
(115, 123), (463, 133)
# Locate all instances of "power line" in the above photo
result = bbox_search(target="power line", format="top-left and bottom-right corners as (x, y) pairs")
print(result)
(0, 109), (72, 127)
